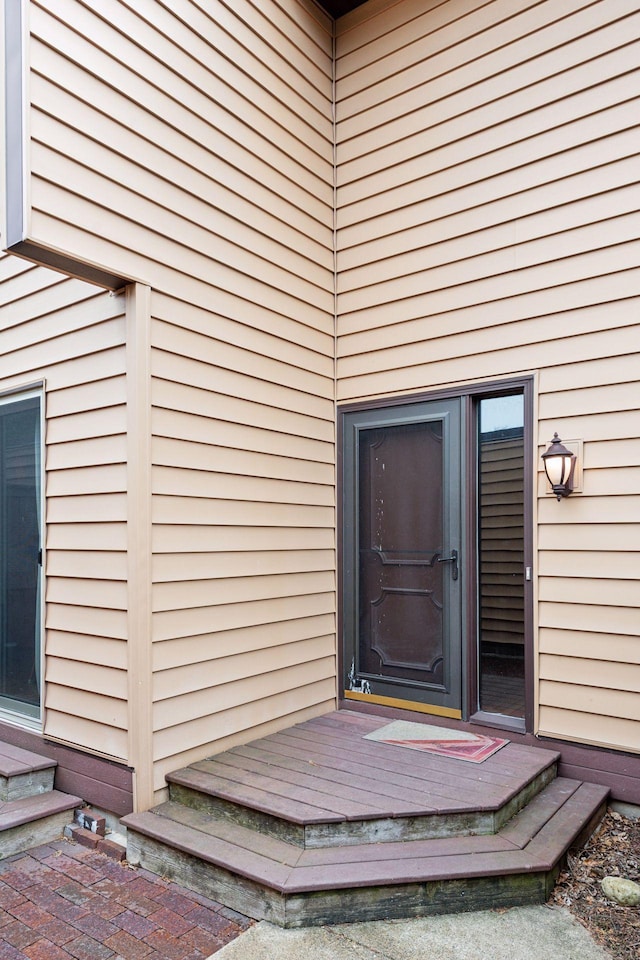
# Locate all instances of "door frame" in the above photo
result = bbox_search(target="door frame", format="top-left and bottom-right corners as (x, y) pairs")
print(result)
(341, 397), (463, 718)
(337, 376), (534, 732)
(0, 383), (44, 731)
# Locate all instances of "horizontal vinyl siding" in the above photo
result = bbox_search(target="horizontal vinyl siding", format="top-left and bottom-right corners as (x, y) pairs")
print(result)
(537, 357), (640, 754)
(23, 0), (337, 793)
(150, 294), (337, 787)
(335, 0), (640, 753)
(27, 0), (334, 315)
(0, 254), (128, 759)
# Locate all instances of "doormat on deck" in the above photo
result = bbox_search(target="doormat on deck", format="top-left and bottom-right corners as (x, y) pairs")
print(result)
(364, 720), (508, 763)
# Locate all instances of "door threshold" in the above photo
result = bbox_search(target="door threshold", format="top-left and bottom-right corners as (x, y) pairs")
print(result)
(343, 690), (462, 720)
(470, 710), (526, 734)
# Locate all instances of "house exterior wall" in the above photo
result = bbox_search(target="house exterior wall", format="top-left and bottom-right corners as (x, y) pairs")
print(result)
(148, 292), (337, 792)
(4, 0), (338, 803)
(1, 0), (638, 812)
(335, 0), (640, 754)
(0, 252), (129, 759)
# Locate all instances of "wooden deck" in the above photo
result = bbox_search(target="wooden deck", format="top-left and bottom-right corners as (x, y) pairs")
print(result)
(0, 742), (82, 859)
(123, 710), (609, 927)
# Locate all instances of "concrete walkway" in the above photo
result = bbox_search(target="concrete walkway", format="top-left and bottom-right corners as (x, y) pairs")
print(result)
(215, 905), (612, 960)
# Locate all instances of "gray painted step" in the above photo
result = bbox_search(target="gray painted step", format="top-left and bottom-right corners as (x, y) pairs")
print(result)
(0, 742), (57, 801)
(124, 778), (609, 927)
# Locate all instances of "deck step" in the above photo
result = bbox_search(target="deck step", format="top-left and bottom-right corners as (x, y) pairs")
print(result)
(166, 741), (559, 847)
(123, 712), (609, 926)
(0, 789), (83, 859)
(124, 778), (609, 927)
(0, 742), (57, 801)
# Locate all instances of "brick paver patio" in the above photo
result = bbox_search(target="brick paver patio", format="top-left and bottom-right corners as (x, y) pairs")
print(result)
(0, 839), (252, 959)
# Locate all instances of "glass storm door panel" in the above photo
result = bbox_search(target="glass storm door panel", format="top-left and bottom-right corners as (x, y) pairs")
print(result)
(0, 394), (41, 719)
(477, 394), (525, 719)
(343, 400), (462, 714)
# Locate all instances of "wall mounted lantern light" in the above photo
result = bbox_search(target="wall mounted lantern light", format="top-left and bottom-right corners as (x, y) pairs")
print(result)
(542, 433), (577, 500)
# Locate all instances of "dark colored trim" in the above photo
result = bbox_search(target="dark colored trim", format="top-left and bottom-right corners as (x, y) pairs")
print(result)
(337, 379), (533, 417)
(337, 377), (534, 733)
(463, 393), (477, 723)
(472, 710), (526, 735)
(339, 398), (463, 712)
(8, 240), (125, 290)
(0, 722), (134, 815)
(338, 700), (640, 805)
(4, 0), (25, 247)
(320, 0), (368, 16)
(336, 408), (346, 712)
(522, 380), (535, 731)
(467, 380), (534, 731)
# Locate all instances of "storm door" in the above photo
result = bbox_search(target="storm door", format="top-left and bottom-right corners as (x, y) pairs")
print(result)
(0, 393), (42, 722)
(342, 399), (462, 716)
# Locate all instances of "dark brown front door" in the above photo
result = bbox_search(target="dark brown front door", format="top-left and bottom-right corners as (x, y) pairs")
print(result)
(342, 399), (462, 716)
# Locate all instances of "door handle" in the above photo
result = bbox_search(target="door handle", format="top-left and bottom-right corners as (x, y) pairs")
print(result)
(436, 549), (458, 580)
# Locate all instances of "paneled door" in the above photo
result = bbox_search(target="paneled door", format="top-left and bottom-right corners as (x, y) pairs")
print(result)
(0, 393), (41, 722)
(342, 399), (462, 716)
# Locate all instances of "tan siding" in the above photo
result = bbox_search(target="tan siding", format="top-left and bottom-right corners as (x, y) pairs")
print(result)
(153, 572), (334, 613)
(18, 0), (637, 784)
(27, 2), (334, 309)
(154, 657), (335, 732)
(152, 468), (334, 507)
(152, 550), (335, 583)
(47, 464), (128, 497)
(539, 628), (640, 664)
(152, 407), (333, 464)
(540, 655), (640, 695)
(0, 254), (128, 759)
(152, 593), (335, 644)
(47, 630), (128, 669)
(155, 636), (335, 711)
(18, 0), (336, 792)
(43, 709), (128, 761)
(538, 552), (640, 580)
(152, 525), (334, 554)
(335, 0), (640, 753)
(152, 677), (335, 789)
(152, 687), (333, 790)
(153, 614), (335, 672)
(47, 521), (128, 553)
(538, 706), (639, 755)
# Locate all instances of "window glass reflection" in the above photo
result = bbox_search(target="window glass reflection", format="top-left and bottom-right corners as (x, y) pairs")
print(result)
(477, 394), (525, 718)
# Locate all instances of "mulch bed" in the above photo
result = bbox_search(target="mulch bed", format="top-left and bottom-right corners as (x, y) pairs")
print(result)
(550, 809), (640, 960)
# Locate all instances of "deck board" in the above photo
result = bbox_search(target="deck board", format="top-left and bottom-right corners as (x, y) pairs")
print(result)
(190, 758), (385, 822)
(271, 723), (523, 787)
(263, 729), (518, 807)
(169, 765), (344, 824)
(236, 739), (447, 806)
(169, 711), (558, 828)
(304, 713), (554, 778)
(231, 744), (437, 814)
(500, 777), (582, 848)
(199, 751), (420, 818)
(295, 832), (516, 867)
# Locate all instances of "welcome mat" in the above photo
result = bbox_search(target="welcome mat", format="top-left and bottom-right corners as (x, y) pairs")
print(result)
(364, 720), (509, 763)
